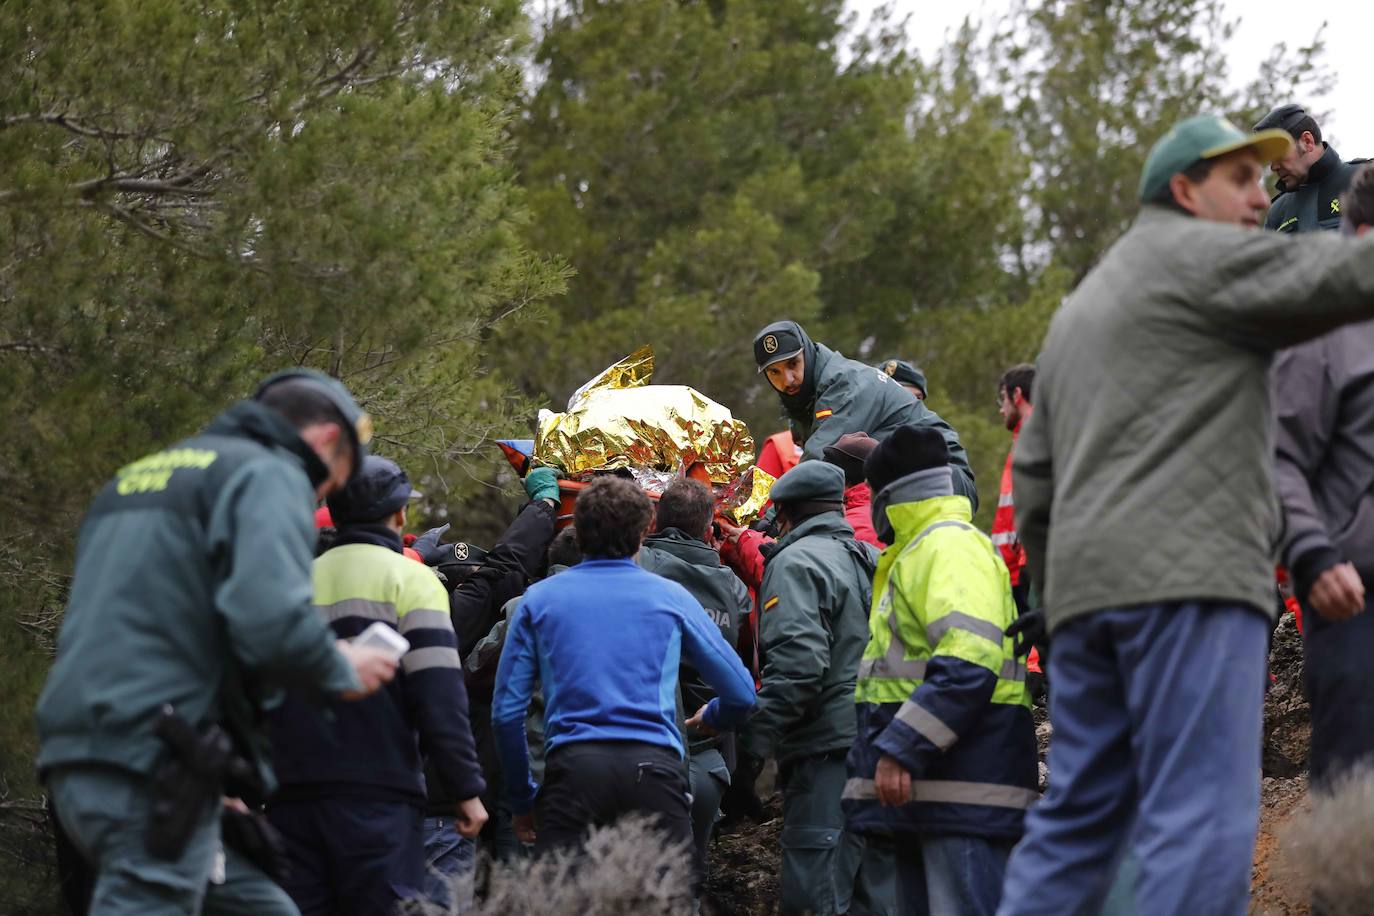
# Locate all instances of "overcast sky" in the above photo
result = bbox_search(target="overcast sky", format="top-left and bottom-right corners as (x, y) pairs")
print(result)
(847, 0), (1372, 157)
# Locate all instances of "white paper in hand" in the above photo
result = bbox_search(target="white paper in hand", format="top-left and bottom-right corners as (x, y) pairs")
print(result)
(353, 621), (409, 662)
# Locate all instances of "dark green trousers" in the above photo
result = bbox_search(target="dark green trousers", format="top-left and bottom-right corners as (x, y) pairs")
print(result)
(779, 752), (895, 916)
(48, 765), (296, 916)
(688, 747), (731, 881)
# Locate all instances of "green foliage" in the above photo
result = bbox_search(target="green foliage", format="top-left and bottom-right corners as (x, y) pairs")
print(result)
(0, 0), (568, 540)
(992, 0), (1330, 282)
(0, 3), (562, 906)
(501, 0), (937, 438)
(502, 0), (1331, 527)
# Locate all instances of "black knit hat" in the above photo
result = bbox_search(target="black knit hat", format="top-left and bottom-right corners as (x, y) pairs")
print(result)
(864, 425), (949, 495)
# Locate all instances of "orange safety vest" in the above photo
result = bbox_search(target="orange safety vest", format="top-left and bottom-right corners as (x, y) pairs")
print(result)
(991, 425), (1026, 587)
(758, 430), (801, 479)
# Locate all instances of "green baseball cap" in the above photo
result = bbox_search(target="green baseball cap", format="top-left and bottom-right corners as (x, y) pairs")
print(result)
(1138, 115), (1292, 203)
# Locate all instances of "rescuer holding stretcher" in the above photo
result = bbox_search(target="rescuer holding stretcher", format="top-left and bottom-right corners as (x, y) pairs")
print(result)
(752, 320), (979, 511)
(726, 461), (882, 915)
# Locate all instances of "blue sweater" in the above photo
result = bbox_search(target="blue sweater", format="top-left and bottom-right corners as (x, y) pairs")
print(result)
(492, 558), (756, 813)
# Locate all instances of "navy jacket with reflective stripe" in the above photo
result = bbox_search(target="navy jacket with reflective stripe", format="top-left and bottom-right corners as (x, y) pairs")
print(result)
(270, 527), (484, 805)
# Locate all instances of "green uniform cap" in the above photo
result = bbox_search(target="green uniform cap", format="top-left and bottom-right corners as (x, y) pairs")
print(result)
(254, 368), (371, 477)
(1138, 115), (1292, 203)
(877, 358), (926, 395)
(770, 461), (846, 504)
(753, 321), (807, 371)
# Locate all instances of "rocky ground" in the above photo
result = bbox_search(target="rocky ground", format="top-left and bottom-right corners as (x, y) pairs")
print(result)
(705, 614), (1315, 915)
(704, 796), (783, 916)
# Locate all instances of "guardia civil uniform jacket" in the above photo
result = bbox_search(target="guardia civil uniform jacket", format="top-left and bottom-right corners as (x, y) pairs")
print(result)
(763, 321), (979, 511)
(639, 527), (752, 756)
(36, 402), (361, 791)
(843, 466), (1037, 840)
(744, 512), (878, 765)
(1265, 144), (1366, 233)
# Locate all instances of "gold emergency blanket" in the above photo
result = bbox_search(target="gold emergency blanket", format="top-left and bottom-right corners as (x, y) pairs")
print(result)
(534, 347), (773, 522)
(718, 465), (777, 526)
(537, 346), (755, 483)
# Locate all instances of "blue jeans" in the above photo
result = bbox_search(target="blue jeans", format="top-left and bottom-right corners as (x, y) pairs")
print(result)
(998, 602), (1268, 916)
(897, 834), (1014, 916)
(422, 816), (475, 911)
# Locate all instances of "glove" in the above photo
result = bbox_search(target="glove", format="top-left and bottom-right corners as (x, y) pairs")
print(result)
(1005, 608), (1047, 660)
(413, 523), (451, 565)
(523, 467), (560, 504)
(750, 505), (781, 537)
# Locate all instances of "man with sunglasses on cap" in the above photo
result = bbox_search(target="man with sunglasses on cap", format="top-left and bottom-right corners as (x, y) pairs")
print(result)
(37, 369), (399, 916)
(1254, 104), (1366, 234)
(998, 116), (1374, 915)
(268, 455), (488, 916)
(752, 321), (978, 510)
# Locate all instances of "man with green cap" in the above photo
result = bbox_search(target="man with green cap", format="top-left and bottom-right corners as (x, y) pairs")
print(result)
(36, 369), (401, 915)
(753, 321), (977, 510)
(1253, 104), (1366, 233)
(723, 460), (884, 915)
(998, 116), (1374, 915)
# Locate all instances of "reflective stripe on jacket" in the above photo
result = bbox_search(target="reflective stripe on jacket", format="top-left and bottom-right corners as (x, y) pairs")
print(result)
(271, 534), (485, 804)
(845, 467), (1037, 840)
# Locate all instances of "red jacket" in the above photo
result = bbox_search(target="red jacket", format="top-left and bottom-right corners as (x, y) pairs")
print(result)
(844, 482), (885, 549)
(719, 531), (771, 685)
(991, 422), (1028, 587)
(721, 529), (769, 596)
(757, 431), (801, 480)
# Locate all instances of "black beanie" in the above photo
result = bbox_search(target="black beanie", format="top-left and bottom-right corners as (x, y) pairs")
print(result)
(864, 425), (950, 495)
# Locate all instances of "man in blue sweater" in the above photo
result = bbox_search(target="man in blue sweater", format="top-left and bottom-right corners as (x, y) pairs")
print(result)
(492, 475), (757, 866)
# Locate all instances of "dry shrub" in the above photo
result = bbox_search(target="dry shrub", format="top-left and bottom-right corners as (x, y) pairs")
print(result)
(1280, 765), (1374, 914)
(404, 814), (694, 916)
